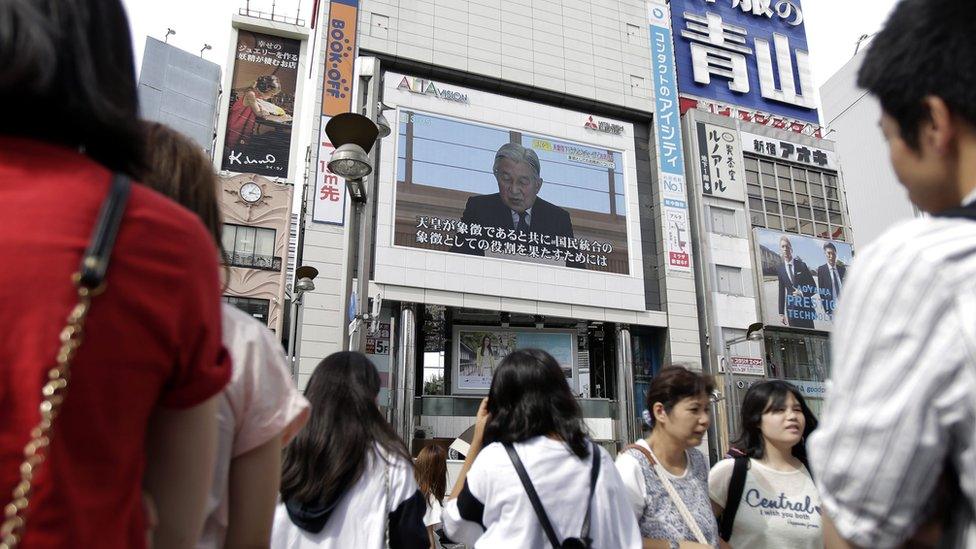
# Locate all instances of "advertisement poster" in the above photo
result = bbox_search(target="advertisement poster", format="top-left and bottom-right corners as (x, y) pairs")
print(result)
(649, 1), (694, 273)
(221, 30), (300, 177)
(394, 110), (631, 274)
(697, 123), (746, 201)
(454, 327), (576, 393)
(754, 228), (854, 331)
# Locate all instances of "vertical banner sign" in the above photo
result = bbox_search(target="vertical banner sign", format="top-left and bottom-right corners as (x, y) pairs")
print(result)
(221, 31), (300, 177)
(696, 123), (746, 201)
(312, 0), (359, 225)
(649, 1), (693, 273)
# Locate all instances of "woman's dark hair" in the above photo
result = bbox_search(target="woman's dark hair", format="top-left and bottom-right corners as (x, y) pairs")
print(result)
(140, 122), (224, 259)
(414, 445), (447, 504)
(280, 352), (410, 504)
(482, 349), (589, 459)
(255, 74), (280, 94)
(645, 366), (715, 428)
(731, 380), (818, 464)
(0, 0), (145, 177)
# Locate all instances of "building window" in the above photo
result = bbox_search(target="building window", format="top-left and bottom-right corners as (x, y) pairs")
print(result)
(716, 265), (744, 295)
(743, 156), (848, 241)
(224, 296), (270, 324)
(626, 23), (642, 45)
(710, 206), (737, 236)
(630, 75), (647, 97)
(222, 224), (281, 271)
(370, 13), (389, 39)
(764, 330), (830, 382)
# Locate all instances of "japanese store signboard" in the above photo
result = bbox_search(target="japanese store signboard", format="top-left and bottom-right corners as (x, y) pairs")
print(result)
(649, 1), (693, 273)
(696, 122), (746, 200)
(670, 0), (819, 123)
(312, 0), (359, 225)
(741, 131), (838, 170)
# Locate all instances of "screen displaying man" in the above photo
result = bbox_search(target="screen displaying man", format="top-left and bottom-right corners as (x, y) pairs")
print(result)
(817, 242), (846, 318)
(457, 143), (579, 267)
(776, 236), (816, 328)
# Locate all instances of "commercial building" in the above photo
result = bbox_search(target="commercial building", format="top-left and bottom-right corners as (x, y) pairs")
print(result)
(212, 11), (312, 334)
(667, 0), (853, 447)
(821, 46), (920, 248)
(297, 0), (706, 453)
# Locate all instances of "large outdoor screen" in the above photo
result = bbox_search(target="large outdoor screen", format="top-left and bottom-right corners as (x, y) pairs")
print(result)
(393, 110), (631, 274)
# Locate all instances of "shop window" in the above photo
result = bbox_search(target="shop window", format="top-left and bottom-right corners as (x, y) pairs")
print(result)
(422, 305), (447, 395)
(224, 296), (270, 324)
(764, 330), (830, 382)
(716, 265), (744, 296)
(709, 206), (737, 237)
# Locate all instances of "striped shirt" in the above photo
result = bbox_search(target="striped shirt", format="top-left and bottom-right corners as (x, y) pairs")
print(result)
(808, 214), (976, 548)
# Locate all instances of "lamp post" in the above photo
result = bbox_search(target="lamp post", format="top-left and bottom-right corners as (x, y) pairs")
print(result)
(722, 322), (764, 449)
(287, 265), (318, 379)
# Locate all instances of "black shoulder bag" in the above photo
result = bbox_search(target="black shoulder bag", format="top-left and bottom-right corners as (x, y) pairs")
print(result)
(504, 441), (601, 549)
(717, 456), (749, 542)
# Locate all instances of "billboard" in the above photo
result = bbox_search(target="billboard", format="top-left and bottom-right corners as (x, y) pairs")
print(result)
(393, 110), (631, 274)
(649, 1), (693, 273)
(669, 0), (819, 123)
(453, 327), (576, 394)
(221, 30), (300, 177)
(695, 122), (746, 201)
(754, 228), (854, 331)
(312, 0), (360, 225)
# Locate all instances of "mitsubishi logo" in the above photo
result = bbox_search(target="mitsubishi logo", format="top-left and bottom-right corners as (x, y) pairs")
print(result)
(584, 115), (624, 135)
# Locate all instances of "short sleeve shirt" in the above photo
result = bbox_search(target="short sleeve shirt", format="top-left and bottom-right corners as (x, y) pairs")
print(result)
(708, 458), (822, 549)
(0, 137), (231, 548)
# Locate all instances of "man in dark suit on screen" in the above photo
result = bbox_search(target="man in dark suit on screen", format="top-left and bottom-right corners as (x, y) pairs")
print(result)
(458, 142), (579, 267)
(776, 235), (817, 328)
(816, 241), (846, 318)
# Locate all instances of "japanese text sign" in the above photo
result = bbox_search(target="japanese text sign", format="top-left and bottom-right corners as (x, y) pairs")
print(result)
(741, 131), (837, 170)
(670, 0), (819, 123)
(696, 122), (745, 200)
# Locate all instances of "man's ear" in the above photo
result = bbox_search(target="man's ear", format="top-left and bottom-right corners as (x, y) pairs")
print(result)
(922, 95), (956, 156)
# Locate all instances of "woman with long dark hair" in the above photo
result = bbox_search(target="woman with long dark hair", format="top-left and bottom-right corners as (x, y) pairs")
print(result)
(615, 366), (718, 548)
(475, 335), (495, 377)
(271, 352), (427, 548)
(414, 445), (448, 549)
(442, 349), (641, 547)
(0, 1), (230, 547)
(708, 380), (821, 548)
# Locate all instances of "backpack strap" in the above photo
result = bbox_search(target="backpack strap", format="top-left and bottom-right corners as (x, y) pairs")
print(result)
(579, 441), (601, 545)
(504, 442), (562, 548)
(719, 456), (750, 541)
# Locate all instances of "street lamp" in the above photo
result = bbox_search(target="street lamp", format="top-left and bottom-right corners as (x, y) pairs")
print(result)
(326, 113), (379, 203)
(722, 322), (764, 449)
(287, 265), (318, 378)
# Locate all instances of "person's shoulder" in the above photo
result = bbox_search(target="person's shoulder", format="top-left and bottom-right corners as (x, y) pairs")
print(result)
(466, 193), (502, 206)
(709, 457), (735, 475)
(221, 302), (276, 343)
(127, 183), (217, 255)
(534, 196), (570, 217)
(859, 216), (976, 280)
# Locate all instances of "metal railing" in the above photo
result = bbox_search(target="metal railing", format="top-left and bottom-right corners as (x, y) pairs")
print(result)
(225, 253), (282, 271)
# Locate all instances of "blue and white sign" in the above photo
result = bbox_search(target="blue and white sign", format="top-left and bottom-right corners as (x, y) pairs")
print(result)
(649, 1), (692, 273)
(670, 0), (819, 123)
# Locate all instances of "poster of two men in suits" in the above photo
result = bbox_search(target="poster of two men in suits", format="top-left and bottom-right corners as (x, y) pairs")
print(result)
(393, 109), (631, 274)
(756, 228), (854, 331)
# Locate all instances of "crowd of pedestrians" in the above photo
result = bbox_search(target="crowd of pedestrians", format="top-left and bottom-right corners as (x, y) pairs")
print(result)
(3, 0), (976, 547)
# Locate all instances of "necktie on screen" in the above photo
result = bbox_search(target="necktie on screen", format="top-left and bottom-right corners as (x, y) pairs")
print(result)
(516, 211), (529, 233)
(832, 268), (841, 296)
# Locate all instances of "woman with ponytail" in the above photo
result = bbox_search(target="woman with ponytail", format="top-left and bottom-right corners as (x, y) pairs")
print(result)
(271, 352), (428, 548)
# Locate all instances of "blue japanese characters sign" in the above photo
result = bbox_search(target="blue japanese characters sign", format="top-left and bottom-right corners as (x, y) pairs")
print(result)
(670, 0), (819, 123)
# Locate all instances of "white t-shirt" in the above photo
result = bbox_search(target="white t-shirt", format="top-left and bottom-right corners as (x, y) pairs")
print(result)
(442, 436), (642, 548)
(197, 304), (310, 548)
(424, 496), (444, 549)
(708, 458), (822, 549)
(271, 447), (428, 548)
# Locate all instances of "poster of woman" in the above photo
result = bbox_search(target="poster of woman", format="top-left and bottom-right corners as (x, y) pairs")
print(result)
(220, 30), (300, 177)
(455, 328), (576, 393)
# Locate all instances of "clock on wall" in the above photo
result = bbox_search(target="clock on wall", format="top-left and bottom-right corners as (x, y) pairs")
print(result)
(239, 182), (263, 203)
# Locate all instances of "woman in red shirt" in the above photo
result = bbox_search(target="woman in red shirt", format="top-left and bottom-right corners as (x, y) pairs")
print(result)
(0, 1), (231, 547)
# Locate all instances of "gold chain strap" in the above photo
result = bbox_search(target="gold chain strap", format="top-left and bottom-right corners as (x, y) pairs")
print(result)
(0, 280), (99, 549)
